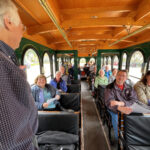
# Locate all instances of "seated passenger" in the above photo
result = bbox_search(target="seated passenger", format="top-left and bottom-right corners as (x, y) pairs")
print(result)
(94, 69), (108, 88)
(50, 71), (67, 92)
(104, 65), (112, 79)
(108, 68), (118, 83)
(105, 70), (150, 139)
(59, 65), (71, 84)
(68, 64), (74, 79)
(31, 75), (60, 110)
(134, 71), (150, 105)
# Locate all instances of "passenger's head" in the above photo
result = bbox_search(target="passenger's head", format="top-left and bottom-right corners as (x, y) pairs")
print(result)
(141, 71), (150, 86)
(59, 66), (65, 74)
(34, 75), (47, 88)
(99, 69), (105, 77)
(55, 71), (61, 81)
(0, 0), (25, 49)
(116, 70), (127, 85)
(112, 68), (118, 76)
(105, 65), (109, 71)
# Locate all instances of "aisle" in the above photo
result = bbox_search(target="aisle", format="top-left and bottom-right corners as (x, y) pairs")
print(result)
(81, 81), (110, 150)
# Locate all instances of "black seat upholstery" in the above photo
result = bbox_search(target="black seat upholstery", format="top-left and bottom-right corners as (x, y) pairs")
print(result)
(71, 80), (81, 84)
(60, 93), (80, 111)
(67, 84), (81, 93)
(97, 85), (113, 144)
(38, 111), (79, 135)
(119, 113), (150, 150)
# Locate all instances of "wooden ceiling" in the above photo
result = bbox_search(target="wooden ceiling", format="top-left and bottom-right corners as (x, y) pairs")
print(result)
(13, 0), (150, 57)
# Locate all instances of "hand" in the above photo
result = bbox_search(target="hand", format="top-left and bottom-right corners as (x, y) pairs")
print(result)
(110, 100), (119, 107)
(110, 100), (125, 107)
(55, 95), (60, 100)
(117, 101), (125, 106)
(118, 106), (132, 114)
(42, 103), (49, 108)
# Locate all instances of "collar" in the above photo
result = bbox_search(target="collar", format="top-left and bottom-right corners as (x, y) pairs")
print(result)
(0, 40), (19, 66)
(54, 78), (62, 82)
(114, 82), (129, 91)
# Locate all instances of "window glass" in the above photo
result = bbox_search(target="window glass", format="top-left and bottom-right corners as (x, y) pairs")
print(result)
(90, 58), (95, 64)
(80, 58), (86, 67)
(43, 53), (51, 81)
(104, 57), (106, 65)
(101, 57), (103, 68)
(71, 58), (74, 66)
(129, 51), (144, 83)
(23, 48), (40, 85)
(113, 56), (119, 69)
(122, 53), (127, 70)
(52, 55), (56, 77)
(108, 56), (112, 70)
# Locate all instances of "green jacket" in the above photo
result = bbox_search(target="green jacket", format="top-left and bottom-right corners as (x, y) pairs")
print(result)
(134, 81), (150, 105)
(94, 76), (108, 88)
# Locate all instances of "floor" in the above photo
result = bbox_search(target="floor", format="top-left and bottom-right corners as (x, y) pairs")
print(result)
(81, 81), (111, 150)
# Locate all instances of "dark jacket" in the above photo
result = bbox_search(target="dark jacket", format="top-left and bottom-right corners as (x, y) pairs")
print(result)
(31, 84), (60, 110)
(105, 80), (138, 113)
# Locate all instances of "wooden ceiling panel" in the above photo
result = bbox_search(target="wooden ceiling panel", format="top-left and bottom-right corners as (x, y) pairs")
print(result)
(55, 0), (140, 9)
(13, 0), (51, 24)
(13, 0), (150, 56)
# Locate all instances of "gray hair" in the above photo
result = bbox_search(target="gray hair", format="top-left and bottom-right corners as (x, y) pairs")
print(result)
(55, 71), (61, 75)
(0, 0), (20, 27)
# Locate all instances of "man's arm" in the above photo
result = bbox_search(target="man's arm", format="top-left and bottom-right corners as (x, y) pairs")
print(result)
(105, 88), (124, 113)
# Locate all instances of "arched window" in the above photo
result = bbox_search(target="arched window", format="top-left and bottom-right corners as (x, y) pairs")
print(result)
(43, 53), (51, 82)
(129, 51), (144, 82)
(122, 53), (127, 70)
(108, 56), (112, 70)
(52, 55), (56, 77)
(90, 58), (95, 64)
(113, 56), (119, 69)
(23, 48), (40, 85)
(80, 58), (86, 67)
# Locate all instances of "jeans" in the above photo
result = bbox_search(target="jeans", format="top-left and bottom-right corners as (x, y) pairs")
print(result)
(108, 110), (118, 139)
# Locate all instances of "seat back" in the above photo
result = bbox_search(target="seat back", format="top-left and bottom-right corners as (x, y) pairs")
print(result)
(38, 111), (79, 135)
(97, 85), (106, 101)
(122, 113), (150, 149)
(60, 93), (80, 111)
(71, 80), (81, 84)
(67, 84), (81, 93)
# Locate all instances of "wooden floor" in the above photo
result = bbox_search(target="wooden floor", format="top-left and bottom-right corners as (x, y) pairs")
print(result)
(81, 81), (111, 150)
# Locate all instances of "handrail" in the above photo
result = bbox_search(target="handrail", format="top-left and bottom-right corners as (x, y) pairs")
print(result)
(39, 0), (72, 48)
(109, 23), (150, 46)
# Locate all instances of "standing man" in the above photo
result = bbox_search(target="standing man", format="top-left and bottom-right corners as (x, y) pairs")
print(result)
(0, 0), (38, 149)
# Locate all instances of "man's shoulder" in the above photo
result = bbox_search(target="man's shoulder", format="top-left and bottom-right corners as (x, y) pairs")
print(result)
(106, 81), (114, 89)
